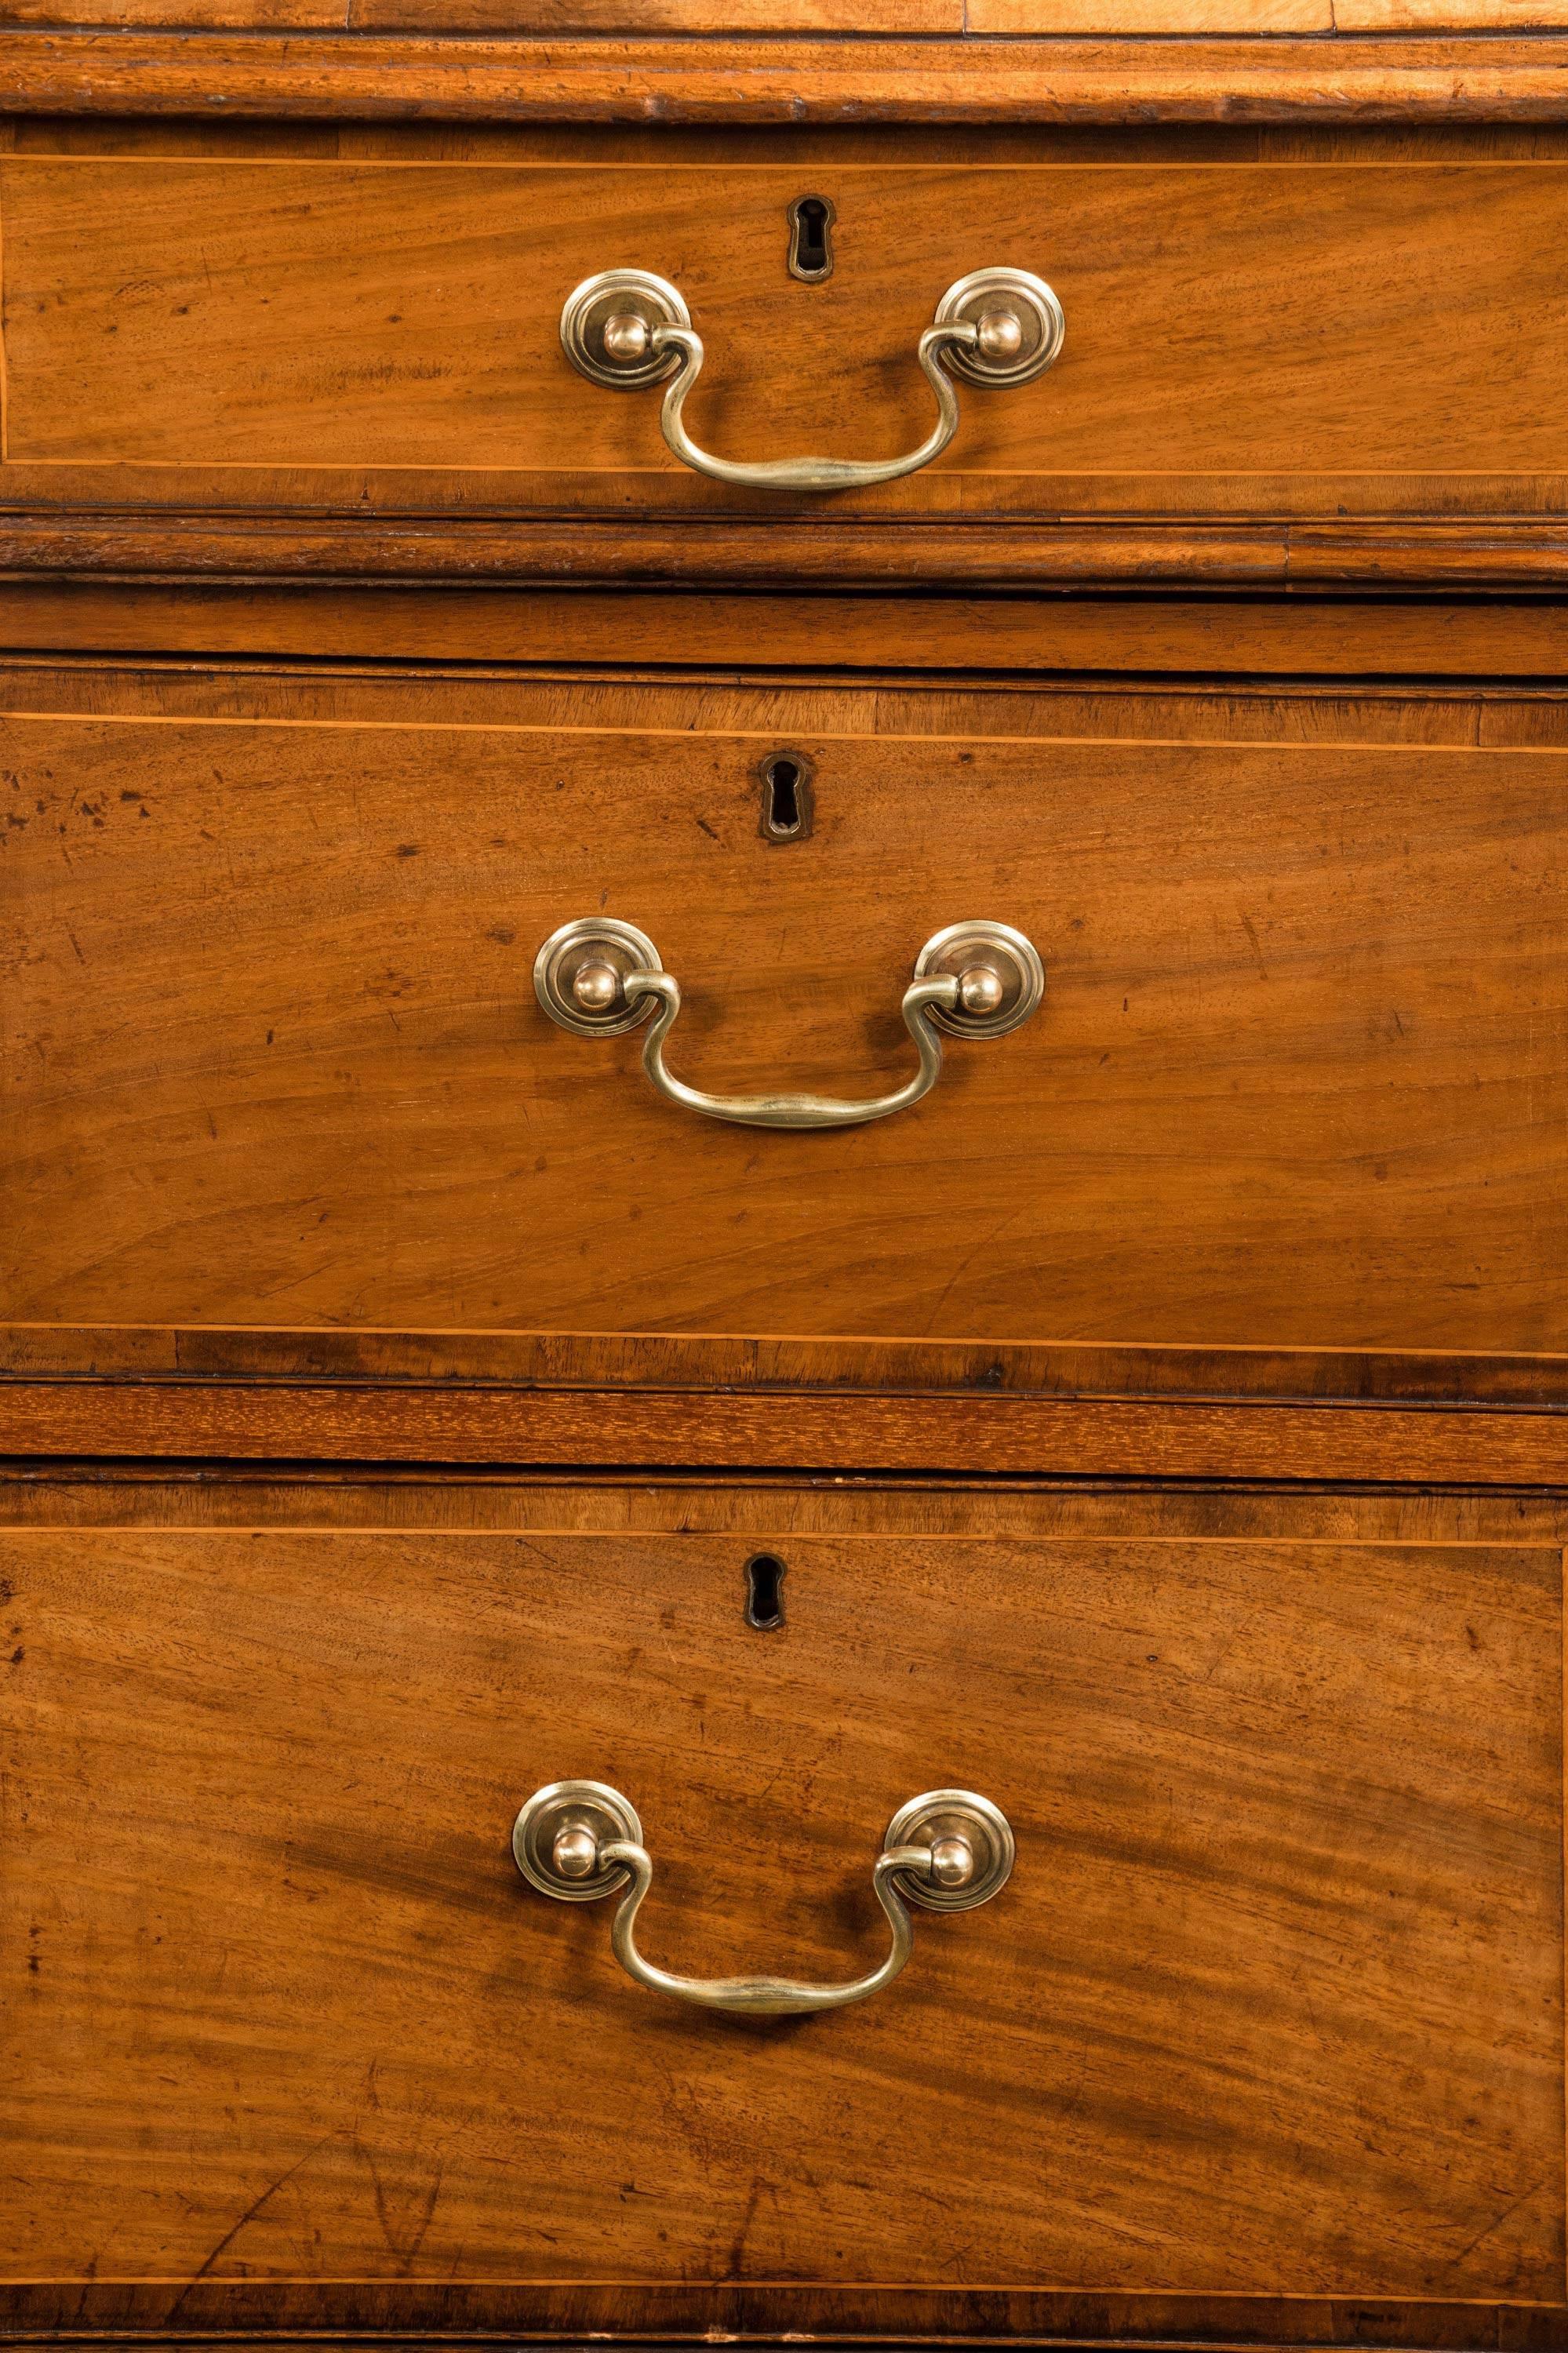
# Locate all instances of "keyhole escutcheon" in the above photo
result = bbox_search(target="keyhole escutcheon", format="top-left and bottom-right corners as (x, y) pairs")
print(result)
(745, 1553), (788, 1631)
(788, 196), (836, 284)
(759, 751), (814, 842)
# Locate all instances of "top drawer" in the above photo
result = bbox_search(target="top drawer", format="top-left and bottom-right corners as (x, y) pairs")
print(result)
(2, 125), (1566, 540)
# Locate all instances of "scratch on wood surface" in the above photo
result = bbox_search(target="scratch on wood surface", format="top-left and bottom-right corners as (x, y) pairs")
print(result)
(166, 2135), (335, 2311)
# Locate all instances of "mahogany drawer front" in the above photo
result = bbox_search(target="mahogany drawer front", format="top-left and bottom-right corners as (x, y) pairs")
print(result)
(2, 1483), (1562, 2333)
(2, 664), (1565, 1360)
(2, 128), (1566, 530)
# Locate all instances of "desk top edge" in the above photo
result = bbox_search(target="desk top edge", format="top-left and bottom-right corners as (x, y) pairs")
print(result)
(6, 30), (1568, 124)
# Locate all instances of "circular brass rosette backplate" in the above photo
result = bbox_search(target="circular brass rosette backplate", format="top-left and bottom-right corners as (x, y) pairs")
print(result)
(933, 267), (1065, 389)
(913, 919), (1046, 1039)
(512, 1779), (645, 1903)
(559, 268), (692, 390)
(883, 1789), (1017, 1913)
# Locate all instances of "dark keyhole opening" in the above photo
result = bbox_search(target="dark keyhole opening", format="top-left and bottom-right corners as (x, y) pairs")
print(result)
(759, 751), (813, 842)
(769, 759), (801, 830)
(745, 1553), (787, 1631)
(788, 195), (835, 283)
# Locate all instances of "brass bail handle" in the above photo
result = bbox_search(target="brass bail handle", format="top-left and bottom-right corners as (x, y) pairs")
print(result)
(558, 266), (1064, 492)
(512, 1782), (1016, 2018)
(532, 919), (1046, 1133)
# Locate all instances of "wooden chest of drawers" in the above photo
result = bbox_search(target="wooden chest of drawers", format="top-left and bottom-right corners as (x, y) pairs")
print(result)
(2, 18), (1568, 2353)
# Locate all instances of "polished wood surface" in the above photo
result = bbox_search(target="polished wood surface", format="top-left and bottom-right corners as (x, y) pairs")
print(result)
(5, 32), (1568, 121)
(10, 583), (1568, 676)
(12, 512), (1568, 593)
(8, 0), (1544, 31)
(3, 2286), (1565, 2347)
(0, 0), (1552, 24)
(377, 0), (966, 24)
(4, 1465), (1566, 1543)
(4, 131), (1568, 528)
(5, 1376), (1568, 1482)
(12, 1327), (1568, 1482)
(12, 1322), (1568, 1403)
(4, 16), (1566, 2353)
(11, 658), (1563, 740)
(3, 1500), (1561, 2311)
(2, 664), (1563, 1355)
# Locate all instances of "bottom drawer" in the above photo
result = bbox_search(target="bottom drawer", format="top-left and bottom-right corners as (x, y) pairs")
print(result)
(2, 1477), (1563, 2344)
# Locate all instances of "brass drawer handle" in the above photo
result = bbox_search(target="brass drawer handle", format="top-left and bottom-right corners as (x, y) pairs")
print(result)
(533, 918), (1044, 1133)
(559, 265), (1064, 493)
(513, 1781), (1014, 2018)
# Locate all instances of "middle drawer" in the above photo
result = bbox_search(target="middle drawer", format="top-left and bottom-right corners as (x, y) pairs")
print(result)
(1, 664), (1563, 1354)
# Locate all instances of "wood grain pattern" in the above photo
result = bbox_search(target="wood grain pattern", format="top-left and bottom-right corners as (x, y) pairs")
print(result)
(5, 32), (1568, 122)
(5, 1377), (1568, 1481)
(12, 584), (1568, 678)
(0, 0), (342, 20)
(4, 144), (1568, 527)
(5, 1323), (1568, 1486)
(0, 14), (1562, 2345)
(2, 665), (1564, 1355)
(5, 1464), (1567, 1544)
(0, 0), (970, 20)
(354, 0), (965, 23)
(2, 2284), (1566, 2345)
(2, 1516), (1561, 2303)
(980, 0), (1568, 19)
(10, 1321), (1568, 1406)
(8, 656), (1559, 740)
(7, 116), (1567, 166)
(971, 0), (1329, 24)
(11, 512), (1568, 593)
(1337, 0), (1568, 20)
(394, 0), (1326, 27)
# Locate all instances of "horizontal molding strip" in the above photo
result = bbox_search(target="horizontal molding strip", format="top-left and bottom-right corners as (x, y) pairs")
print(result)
(5, 32), (1568, 122)
(7, 515), (1568, 591)
(3, 1380), (1566, 1483)
(5, 1326), (1567, 1408)
(0, 2281), (1564, 2344)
